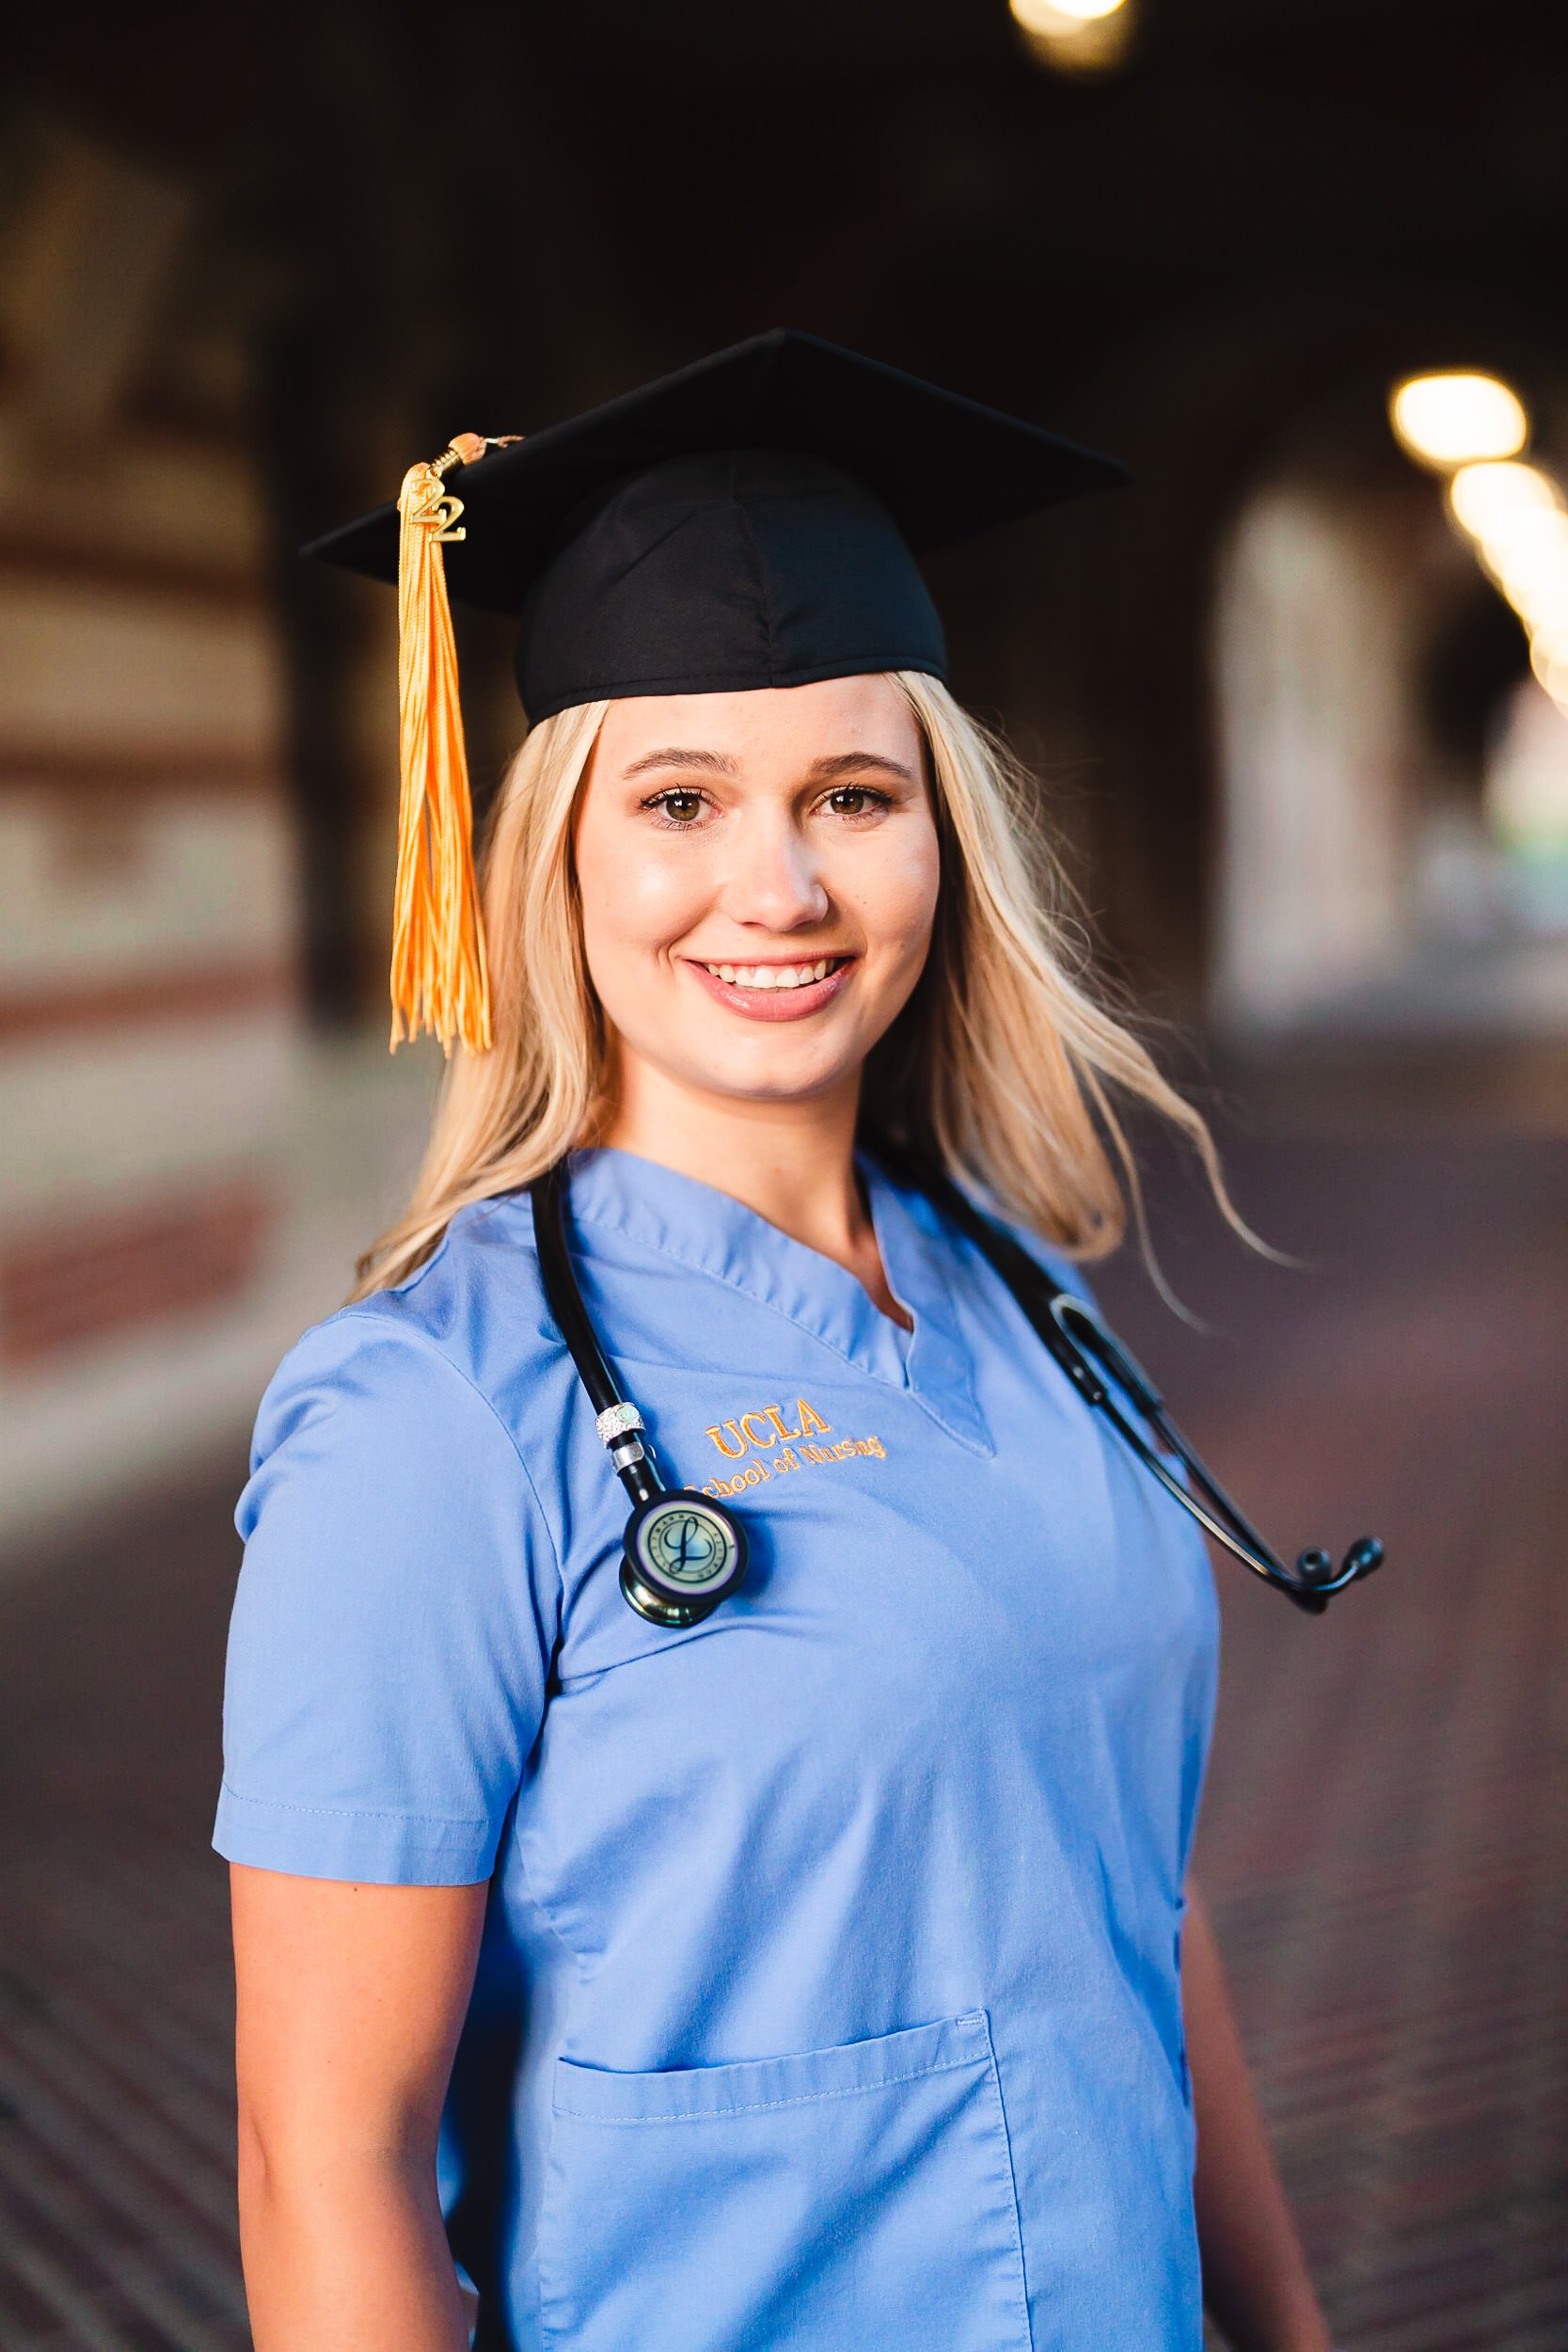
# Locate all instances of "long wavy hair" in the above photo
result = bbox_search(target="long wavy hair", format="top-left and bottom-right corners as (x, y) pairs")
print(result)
(353, 672), (1242, 1297)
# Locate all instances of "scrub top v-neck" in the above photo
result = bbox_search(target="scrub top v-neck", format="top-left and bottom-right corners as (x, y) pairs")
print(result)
(214, 1146), (1220, 2352)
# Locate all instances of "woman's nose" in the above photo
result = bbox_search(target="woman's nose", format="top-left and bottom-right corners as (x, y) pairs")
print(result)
(720, 816), (830, 930)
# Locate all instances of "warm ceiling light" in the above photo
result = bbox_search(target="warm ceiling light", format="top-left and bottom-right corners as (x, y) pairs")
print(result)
(1529, 620), (1568, 665)
(1484, 564), (1568, 629)
(1389, 373), (1528, 469)
(1530, 637), (1568, 706)
(1010, 0), (1135, 66)
(1490, 581), (1568, 644)
(1011, 0), (1127, 26)
(1448, 460), (1561, 537)
(1475, 514), (1568, 577)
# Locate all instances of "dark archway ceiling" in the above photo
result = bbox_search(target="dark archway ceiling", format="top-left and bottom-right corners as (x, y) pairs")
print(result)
(16, 3), (1568, 335)
(11, 2), (1568, 467)
(10, 0), (1568, 1002)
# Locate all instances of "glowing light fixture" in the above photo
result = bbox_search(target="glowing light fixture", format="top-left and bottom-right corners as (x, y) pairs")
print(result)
(1392, 372), (1568, 717)
(1389, 373), (1528, 470)
(1011, 0), (1134, 72)
(1531, 638), (1568, 701)
(1483, 525), (1567, 580)
(1012, 0), (1126, 21)
(1448, 461), (1560, 535)
(1484, 532), (1568, 594)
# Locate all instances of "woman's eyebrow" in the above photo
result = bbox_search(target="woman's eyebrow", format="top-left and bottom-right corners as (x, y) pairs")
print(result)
(623, 747), (738, 778)
(621, 747), (917, 783)
(805, 752), (918, 783)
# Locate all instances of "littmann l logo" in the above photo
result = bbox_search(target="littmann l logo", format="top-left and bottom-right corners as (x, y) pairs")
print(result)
(639, 1499), (740, 1587)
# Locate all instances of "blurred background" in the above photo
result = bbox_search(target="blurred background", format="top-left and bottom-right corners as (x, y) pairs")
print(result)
(2, 2), (1565, 2346)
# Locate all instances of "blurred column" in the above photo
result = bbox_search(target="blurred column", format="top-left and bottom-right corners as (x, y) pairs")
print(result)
(1212, 485), (1415, 1027)
(0, 126), (439, 1554)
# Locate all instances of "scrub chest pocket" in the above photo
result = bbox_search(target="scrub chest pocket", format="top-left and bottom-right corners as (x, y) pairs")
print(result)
(537, 2012), (1033, 2352)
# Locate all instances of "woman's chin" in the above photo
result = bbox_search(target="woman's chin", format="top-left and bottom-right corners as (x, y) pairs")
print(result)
(655, 1034), (866, 1110)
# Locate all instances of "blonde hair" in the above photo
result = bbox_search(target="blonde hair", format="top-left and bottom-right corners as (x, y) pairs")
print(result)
(353, 673), (1241, 1297)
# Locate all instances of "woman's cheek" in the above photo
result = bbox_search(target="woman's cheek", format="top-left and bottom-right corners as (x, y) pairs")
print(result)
(626, 847), (713, 948)
(591, 851), (707, 972)
(839, 844), (939, 972)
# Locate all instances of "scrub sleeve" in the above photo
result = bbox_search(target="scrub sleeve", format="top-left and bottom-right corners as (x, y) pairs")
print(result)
(214, 1320), (560, 1886)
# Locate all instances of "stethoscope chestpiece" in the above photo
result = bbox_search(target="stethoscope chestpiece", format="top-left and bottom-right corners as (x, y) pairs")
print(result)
(620, 1489), (750, 1629)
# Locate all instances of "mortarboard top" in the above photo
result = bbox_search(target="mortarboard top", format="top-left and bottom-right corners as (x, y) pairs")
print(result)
(305, 330), (1126, 1054)
(307, 328), (1126, 722)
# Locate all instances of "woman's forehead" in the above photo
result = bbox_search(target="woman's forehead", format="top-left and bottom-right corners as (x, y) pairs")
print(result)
(593, 676), (923, 772)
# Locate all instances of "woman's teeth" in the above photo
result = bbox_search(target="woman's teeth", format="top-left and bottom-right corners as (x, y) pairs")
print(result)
(701, 958), (840, 991)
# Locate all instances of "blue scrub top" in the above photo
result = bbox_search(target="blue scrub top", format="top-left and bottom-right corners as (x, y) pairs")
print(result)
(214, 1146), (1219, 2352)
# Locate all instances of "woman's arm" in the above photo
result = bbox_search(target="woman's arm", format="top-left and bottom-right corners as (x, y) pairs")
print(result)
(1183, 1883), (1332, 2352)
(231, 1864), (490, 2352)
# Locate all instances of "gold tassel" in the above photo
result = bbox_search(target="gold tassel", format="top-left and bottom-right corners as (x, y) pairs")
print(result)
(389, 432), (499, 1054)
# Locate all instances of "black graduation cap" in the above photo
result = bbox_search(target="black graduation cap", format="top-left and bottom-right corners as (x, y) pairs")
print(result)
(308, 327), (1125, 723)
(308, 329), (1125, 1055)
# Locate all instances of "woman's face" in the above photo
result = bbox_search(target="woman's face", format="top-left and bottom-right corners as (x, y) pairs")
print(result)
(574, 675), (941, 1115)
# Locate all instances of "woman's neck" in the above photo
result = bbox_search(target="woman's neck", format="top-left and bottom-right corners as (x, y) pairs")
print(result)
(592, 1057), (908, 1326)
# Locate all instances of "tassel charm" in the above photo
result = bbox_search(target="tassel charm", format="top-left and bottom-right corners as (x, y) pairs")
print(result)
(389, 432), (512, 1054)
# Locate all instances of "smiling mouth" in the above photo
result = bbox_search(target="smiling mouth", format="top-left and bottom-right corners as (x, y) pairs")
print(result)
(695, 956), (849, 992)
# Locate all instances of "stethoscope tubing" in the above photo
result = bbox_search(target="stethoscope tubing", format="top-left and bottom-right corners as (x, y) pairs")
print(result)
(531, 1150), (1384, 1619)
(531, 1160), (661, 1512)
(532, 1161), (752, 1626)
(859, 1146), (1383, 1613)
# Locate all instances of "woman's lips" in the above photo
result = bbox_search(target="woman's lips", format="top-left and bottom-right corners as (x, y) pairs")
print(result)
(681, 956), (856, 1022)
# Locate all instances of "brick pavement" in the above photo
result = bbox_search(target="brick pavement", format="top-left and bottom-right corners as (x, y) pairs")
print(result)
(1, 1087), (1564, 2350)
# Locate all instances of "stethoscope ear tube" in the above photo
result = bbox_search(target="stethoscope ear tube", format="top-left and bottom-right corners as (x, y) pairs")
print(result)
(531, 1164), (636, 1432)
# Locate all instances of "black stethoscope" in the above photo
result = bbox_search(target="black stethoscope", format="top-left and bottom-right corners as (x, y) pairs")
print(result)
(529, 1150), (1385, 1630)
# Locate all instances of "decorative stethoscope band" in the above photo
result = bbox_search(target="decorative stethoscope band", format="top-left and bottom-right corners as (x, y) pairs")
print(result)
(528, 1153), (1385, 1629)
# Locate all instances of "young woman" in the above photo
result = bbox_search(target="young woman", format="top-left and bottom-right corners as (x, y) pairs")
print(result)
(216, 334), (1334, 2352)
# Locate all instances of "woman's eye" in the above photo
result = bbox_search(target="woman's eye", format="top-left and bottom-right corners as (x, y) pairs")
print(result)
(825, 786), (890, 818)
(647, 789), (707, 826)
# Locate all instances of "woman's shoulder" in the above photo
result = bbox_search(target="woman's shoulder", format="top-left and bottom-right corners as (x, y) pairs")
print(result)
(222, 1200), (563, 1886)
(252, 1188), (559, 1468)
